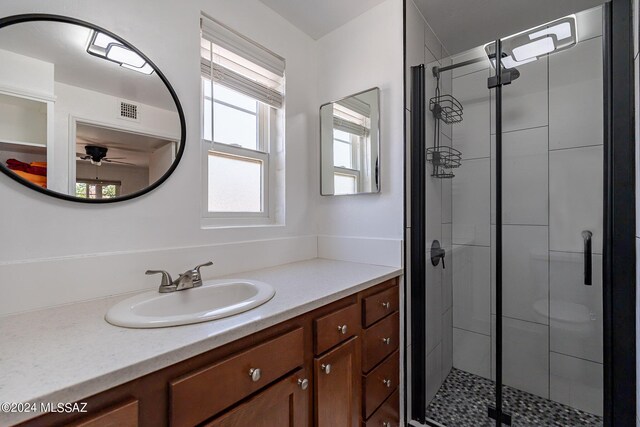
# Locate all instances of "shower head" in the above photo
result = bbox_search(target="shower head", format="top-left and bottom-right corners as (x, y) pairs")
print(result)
(489, 52), (521, 82)
(506, 67), (521, 81)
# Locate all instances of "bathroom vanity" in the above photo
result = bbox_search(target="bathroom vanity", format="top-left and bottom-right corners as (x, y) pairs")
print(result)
(1, 259), (402, 427)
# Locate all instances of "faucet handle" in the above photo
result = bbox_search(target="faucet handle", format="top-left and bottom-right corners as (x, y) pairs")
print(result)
(193, 261), (213, 278)
(146, 270), (173, 288)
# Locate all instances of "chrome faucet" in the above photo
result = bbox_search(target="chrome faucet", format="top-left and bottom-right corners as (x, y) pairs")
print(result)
(146, 261), (213, 293)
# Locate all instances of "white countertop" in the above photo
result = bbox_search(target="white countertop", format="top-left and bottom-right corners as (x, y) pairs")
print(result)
(0, 258), (402, 425)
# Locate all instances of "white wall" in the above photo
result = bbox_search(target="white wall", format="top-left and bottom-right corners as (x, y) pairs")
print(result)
(315, 0), (404, 262)
(0, 48), (54, 97)
(0, 0), (321, 315)
(149, 142), (175, 184)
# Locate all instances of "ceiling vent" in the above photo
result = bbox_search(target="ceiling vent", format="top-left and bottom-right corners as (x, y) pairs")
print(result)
(119, 100), (139, 121)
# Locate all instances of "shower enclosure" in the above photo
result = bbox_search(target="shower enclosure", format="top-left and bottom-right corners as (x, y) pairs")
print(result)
(407, 1), (635, 425)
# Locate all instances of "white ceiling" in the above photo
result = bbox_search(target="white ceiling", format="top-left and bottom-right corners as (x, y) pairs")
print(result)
(0, 21), (177, 111)
(258, 0), (389, 40)
(413, 0), (607, 55)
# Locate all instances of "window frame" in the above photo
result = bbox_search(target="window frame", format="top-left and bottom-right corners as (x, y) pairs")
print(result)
(201, 79), (280, 226)
(199, 16), (285, 228)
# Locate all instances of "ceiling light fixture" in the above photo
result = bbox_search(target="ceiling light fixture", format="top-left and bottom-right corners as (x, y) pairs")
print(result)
(484, 15), (577, 70)
(512, 37), (556, 62)
(86, 30), (154, 75)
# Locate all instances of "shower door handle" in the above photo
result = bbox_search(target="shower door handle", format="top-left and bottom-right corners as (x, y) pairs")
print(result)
(582, 230), (592, 286)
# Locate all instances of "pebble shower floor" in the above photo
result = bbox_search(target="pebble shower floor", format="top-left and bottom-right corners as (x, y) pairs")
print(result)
(425, 368), (603, 426)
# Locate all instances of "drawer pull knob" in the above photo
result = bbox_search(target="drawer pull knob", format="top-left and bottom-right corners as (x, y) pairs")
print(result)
(248, 368), (262, 382)
(321, 363), (331, 374)
(337, 324), (348, 334)
(382, 422), (392, 427)
(382, 337), (391, 345)
(383, 379), (392, 388)
(381, 301), (391, 310)
(297, 378), (309, 390)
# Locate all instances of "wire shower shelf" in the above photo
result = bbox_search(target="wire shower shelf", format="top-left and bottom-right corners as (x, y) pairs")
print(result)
(429, 94), (463, 124)
(427, 146), (462, 170)
(427, 74), (464, 179)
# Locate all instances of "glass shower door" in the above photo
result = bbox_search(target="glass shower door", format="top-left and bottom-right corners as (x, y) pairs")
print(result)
(423, 5), (605, 427)
(494, 6), (604, 425)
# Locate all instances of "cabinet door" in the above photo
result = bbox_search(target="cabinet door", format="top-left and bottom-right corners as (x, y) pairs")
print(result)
(204, 370), (309, 427)
(314, 337), (360, 427)
(68, 399), (138, 427)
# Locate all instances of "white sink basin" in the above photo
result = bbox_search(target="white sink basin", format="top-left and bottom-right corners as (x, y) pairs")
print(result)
(105, 279), (275, 328)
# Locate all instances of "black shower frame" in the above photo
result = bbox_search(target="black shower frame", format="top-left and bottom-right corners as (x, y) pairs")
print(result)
(404, 0), (637, 424)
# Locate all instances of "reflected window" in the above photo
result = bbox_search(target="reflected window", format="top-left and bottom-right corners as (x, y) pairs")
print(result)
(334, 173), (357, 195)
(75, 180), (120, 199)
(331, 103), (368, 194)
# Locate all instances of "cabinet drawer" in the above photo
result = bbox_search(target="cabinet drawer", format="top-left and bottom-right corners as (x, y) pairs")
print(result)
(314, 303), (359, 355)
(170, 328), (304, 427)
(362, 284), (399, 328)
(363, 350), (399, 419)
(362, 312), (399, 372)
(364, 389), (399, 427)
(204, 369), (308, 427)
(68, 399), (138, 427)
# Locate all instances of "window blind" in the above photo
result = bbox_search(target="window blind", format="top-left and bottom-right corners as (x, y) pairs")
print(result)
(201, 16), (285, 109)
(333, 117), (367, 137)
(336, 97), (371, 118)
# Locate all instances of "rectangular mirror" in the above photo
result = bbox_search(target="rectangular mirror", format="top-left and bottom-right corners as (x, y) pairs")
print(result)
(320, 87), (380, 195)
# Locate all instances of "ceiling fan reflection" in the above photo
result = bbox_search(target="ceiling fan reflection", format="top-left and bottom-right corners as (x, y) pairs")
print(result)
(76, 145), (136, 166)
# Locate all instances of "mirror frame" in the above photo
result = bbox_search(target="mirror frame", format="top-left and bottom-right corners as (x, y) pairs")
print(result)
(319, 87), (381, 196)
(0, 13), (186, 203)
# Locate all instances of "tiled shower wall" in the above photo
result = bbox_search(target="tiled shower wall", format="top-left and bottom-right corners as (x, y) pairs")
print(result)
(450, 6), (605, 417)
(405, 0), (454, 406)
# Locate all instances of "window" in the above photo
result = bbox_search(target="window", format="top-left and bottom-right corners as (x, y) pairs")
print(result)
(75, 179), (121, 199)
(200, 16), (285, 226)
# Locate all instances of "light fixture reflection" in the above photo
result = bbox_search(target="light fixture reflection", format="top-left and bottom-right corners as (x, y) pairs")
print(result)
(86, 30), (154, 75)
(484, 15), (577, 70)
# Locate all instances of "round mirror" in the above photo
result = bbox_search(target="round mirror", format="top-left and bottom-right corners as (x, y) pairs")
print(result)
(0, 15), (185, 202)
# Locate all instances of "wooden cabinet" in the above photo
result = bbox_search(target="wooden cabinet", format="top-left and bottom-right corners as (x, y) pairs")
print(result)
(362, 312), (399, 372)
(18, 277), (400, 427)
(67, 399), (138, 427)
(314, 303), (359, 355)
(360, 280), (400, 426)
(170, 328), (304, 427)
(204, 370), (308, 427)
(363, 351), (399, 418)
(364, 390), (399, 427)
(314, 338), (360, 427)
(362, 286), (399, 327)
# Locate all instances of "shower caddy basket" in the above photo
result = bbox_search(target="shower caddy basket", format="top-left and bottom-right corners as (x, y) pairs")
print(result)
(427, 73), (463, 178)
